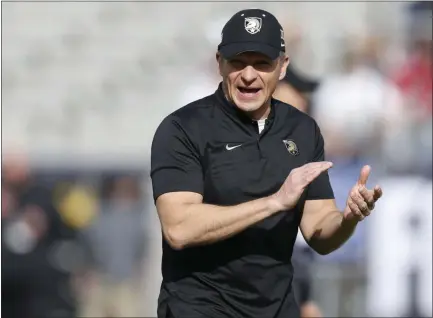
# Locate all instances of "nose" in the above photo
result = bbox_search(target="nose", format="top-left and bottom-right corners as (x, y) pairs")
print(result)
(240, 65), (258, 84)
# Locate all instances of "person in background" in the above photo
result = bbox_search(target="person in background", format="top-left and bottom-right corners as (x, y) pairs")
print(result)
(274, 63), (324, 318)
(312, 37), (404, 160)
(292, 242), (323, 318)
(78, 175), (147, 318)
(1, 151), (77, 318)
(273, 64), (320, 114)
(272, 21), (318, 114)
(394, 0), (432, 118)
(388, 1), (432, 176)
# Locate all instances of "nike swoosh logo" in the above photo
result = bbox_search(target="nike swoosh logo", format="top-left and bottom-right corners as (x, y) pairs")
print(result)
(226, 144), (242, 151)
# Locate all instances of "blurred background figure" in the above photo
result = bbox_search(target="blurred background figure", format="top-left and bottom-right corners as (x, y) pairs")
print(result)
(273, 64), (320, 114)
(393, 1), (432, 119)
(274, 53), (325, 318)
(2, 151), (77, 318)
(292, 234), (324, 318)
(77, 175), (147, 318)
(385, 1), (432, 177)
(273, 22), (319, 114)
(312, 35), (404, 161)
(2, 1), (431, 317)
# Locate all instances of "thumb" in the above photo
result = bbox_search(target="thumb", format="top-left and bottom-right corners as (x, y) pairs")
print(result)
(357, 165), (371, 186)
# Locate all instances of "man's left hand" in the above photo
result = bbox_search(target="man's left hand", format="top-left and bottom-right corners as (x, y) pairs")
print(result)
(343, 165), (383, 222)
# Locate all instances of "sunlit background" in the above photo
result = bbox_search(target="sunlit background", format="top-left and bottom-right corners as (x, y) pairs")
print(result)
(2, 1), (432, 317)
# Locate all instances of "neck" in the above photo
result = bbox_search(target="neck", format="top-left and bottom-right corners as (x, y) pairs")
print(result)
(250, 103), (271, 121)
(222, 83), (271, 120)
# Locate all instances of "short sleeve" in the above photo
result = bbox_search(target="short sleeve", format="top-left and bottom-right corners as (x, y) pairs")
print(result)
(306, 122), (335, 200)
(150, 116), (204, 201)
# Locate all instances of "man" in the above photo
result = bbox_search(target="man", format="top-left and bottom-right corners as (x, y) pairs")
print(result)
(150, 8), (383, 318)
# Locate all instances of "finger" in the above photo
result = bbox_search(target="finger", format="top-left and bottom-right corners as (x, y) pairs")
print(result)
(302, 163), (333, 184)
(350, 189), (370, 216)
(302, 161), (333, 171)
(307, 162), (334, 177)
(359, 186), (374, 207)
(373, 185), (383, 201)
(297, 162), (331, 181)
(348, 200), (365, 221)
(357, 165), (371, 186)
(304, 164), (330, 180)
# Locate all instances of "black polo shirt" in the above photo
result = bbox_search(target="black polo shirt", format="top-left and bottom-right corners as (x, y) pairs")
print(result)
(151, 84), (334, 318)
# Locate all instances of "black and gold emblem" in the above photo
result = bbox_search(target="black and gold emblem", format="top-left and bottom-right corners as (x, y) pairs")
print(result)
(283, 139), (299, 156)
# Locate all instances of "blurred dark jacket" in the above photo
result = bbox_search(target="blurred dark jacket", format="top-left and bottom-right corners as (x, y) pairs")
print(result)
(2, 184), (76, 318)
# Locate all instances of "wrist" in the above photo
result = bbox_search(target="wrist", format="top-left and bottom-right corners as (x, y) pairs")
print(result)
(341, 215), (359, 229)
(265, 195), (284, 215)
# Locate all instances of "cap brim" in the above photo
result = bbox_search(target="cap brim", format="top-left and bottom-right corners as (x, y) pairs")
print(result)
(219, 42), (280, 60)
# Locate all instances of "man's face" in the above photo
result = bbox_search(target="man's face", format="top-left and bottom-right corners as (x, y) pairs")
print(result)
(217, 51), (289, 115)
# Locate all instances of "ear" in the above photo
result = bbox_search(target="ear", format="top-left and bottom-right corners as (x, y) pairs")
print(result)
(216, 52), (223, 77)
(278, 55), (290, 80)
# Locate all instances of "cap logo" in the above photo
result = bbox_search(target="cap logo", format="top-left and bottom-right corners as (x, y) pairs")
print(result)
(244, 17), (262, 35)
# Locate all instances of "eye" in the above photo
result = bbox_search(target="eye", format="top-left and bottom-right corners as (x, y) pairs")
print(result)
(256, 61), (270, 66)
(229, 60), (245, 69)
(254, 60), (274, 72)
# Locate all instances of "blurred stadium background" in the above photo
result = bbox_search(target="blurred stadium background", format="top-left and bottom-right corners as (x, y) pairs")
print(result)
(1, 1), (432, 317)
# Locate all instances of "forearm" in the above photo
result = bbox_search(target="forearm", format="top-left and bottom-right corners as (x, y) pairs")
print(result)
(165, 196), (279, 249)
(308, 211), (358, 255)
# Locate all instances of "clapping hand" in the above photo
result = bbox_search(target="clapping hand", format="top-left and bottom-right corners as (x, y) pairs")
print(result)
(343, 165), (383, 222)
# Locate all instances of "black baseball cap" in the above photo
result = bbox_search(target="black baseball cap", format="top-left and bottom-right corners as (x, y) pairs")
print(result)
(218, 9), (285, 60)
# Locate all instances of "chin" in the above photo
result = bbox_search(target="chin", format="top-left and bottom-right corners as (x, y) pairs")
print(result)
(234, 100), (264, 113)
(233, 92), (267, 110)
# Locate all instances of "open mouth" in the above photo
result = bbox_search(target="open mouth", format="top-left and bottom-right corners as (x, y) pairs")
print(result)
(237, 87), (262, 98)
(238, 87), (261, 94)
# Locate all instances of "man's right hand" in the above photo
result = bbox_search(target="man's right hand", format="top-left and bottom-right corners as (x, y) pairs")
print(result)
(270, 161), (333, 211)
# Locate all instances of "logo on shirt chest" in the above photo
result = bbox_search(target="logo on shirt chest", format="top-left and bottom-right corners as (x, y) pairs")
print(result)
(225, 143), (243, 151)
(283, 139), (299, 156)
